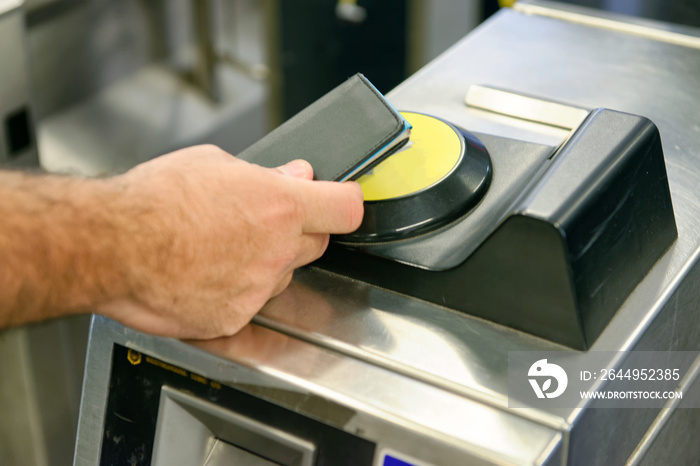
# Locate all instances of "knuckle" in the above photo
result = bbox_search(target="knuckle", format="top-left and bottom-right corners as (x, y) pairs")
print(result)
(291, 197), (307, 224)
(274, 274), (294, 296)
(345, 189), (365, 231)
(279, 189), (306, 225)
(196, 144), (232, 162)
(198, 143), (223, 153)
(315, 234), (330, 259)
(220, 316), (246, 337)
(237, 291), (269, 319)
(273, 248), (299, 271)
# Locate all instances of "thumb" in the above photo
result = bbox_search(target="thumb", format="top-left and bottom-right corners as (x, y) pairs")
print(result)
(276, 159), (314, 180)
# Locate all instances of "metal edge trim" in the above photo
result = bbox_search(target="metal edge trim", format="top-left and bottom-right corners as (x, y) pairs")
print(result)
(513, 1), (700, 50)
(72, 315), (114, 466)
(253, 314), (571, 432)
(624, 352), (700, 465)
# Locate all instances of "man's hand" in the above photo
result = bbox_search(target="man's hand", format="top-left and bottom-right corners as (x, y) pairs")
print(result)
(99, 145), (364, 339)
(0, 145), (364, 339)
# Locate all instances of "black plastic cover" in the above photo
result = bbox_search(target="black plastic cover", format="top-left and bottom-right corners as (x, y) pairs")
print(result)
(317, 109), (677, 350)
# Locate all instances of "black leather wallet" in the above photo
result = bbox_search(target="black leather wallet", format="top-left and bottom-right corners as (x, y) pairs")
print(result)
(237, 73), (411, 181)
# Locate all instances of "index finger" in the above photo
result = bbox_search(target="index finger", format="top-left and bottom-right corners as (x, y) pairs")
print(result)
(296, 180), (365, 234)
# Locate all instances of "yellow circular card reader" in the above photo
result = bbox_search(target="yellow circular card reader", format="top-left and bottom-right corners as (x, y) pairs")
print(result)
(338, 112), (493, 243)
(358, 112), (464, 201)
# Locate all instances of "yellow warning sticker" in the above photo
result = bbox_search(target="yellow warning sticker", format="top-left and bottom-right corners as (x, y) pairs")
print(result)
(126, 347), (221, 391)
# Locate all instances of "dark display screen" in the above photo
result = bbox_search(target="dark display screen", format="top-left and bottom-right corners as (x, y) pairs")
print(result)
(100, 344), (375, 465)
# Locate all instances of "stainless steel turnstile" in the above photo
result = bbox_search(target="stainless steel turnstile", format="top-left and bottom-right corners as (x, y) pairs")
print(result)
(73, 2), (700, 465)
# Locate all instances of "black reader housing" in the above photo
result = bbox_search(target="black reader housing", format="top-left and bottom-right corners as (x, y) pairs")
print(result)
(317, 109), (677, 350)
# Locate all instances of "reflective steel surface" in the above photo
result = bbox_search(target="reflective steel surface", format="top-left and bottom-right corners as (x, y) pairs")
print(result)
(75, 316), (563, 465)
(258, 0), (700, 396)
(74, 2), (700, 465)
(254, 2), (700, 463)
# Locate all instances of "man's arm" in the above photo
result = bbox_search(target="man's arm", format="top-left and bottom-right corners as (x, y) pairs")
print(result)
(0, 144), (364, 339)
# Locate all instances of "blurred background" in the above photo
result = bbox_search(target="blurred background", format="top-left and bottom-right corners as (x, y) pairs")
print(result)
(0, 0), (698, 464)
